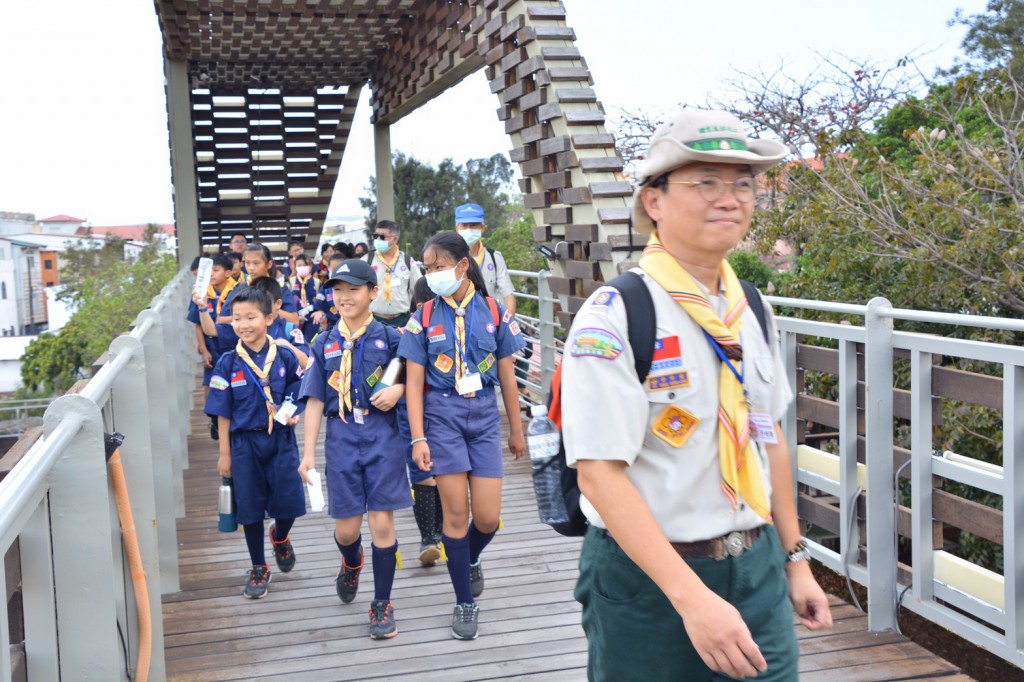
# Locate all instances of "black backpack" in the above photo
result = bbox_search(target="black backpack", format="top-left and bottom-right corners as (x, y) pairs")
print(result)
(539, 272), (769, 537)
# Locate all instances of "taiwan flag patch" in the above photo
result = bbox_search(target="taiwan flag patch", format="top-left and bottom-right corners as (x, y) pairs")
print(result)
(324, 340), (341, 358)
(230, 370), (247, 387)
(651, 336), (683, 373)
(428, 325), (446, 343)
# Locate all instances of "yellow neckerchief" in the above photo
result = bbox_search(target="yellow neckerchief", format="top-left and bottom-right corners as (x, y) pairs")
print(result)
(376, 249), (400, 301)
(336, 313), (373, 421)
(638, 231), (771, 521)
(472, 241), (486, 267)
(440, 283), (477, 380)
(293, 275), (311, 307)
(208, 277), (238, 317)
(235, 339), (279, 433)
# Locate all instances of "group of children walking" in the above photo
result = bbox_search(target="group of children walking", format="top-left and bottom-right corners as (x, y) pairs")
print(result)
(190, 212), (525, 642)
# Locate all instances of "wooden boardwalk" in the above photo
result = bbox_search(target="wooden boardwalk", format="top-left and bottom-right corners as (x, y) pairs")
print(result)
(163, 388), (971, 681)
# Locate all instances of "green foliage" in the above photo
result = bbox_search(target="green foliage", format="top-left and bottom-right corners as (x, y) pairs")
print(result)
(949, 0), (1024, 77)
(727, 249), (773, 290)
(360, 152), (517, 257)
(485, 211), (546, 319)
(20, 227), (177, 394)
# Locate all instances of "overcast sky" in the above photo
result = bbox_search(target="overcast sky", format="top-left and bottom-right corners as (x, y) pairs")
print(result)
(0, 0), (986, 226)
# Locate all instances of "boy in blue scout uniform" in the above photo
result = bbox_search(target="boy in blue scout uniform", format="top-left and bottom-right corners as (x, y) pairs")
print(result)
(187, 253), (236, 440)
(398, 232), (527, 641)
(311, 251), (346, 338)
(204, 286), (307, 601)
(563, 109), (832, 681)
(297, 259), (412, 641)
(249, 276), (312, 366)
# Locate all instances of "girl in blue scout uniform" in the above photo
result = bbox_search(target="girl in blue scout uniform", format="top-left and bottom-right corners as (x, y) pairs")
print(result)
(214, 243), (300, 348)
(188, 253), (236, 440)
(298, 258), (412, 641)
(204, 286), (307, 600)
(288, 254), (319, 340)
(248, 277), (311, 367)
(398, 231), (527, 640)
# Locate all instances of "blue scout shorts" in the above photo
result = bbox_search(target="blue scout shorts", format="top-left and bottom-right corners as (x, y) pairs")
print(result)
(575, 524), (799, 682)
(324, 412), (413, 519)
(398, 400), (432, 485)
(229, 428), (306, 525)
(423, 387), (503, 478)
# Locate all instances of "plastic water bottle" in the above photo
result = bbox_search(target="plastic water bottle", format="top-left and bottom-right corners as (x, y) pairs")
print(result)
(218, 477), (237, 532)
(528, 404), (570, 526)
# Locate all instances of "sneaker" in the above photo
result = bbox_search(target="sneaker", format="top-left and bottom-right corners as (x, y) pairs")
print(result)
(470, 558), (484, 597)
(369, 599), (398, 640)
(336, 554), (363, 604)
(269, 524), (296, 573)
(451, 602), (480, 640)
(418, 542), (441, 566)
(243, 565), (271, 599)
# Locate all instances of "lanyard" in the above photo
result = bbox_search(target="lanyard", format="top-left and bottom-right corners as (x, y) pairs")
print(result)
(444, 299), (476, 371)
(702, 330), (747, 399)
(239, 351), (276, 402)
(350, 336), (367, 408)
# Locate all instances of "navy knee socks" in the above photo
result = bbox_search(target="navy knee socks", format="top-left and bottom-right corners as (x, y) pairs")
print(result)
(243, 523), (265, 566)
(468, 522), (496, 565)
(336, 533), (363, 568)
(443, 532), (473, 604)
(372, 542), (399, 601)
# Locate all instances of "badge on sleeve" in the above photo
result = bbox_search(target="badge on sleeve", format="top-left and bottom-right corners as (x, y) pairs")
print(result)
(592, 289), (618, 307)
(210, 375), (229, 391)
(366, 365), (383, 387)
(477, 353), (495, 373)
(290, 328), (305, 345)
(327, 370), (341, 391)
(434, 353), (454, 373)
(508, 320), (521, 335)
(405, 317), (422, 334)
(230, 370), (247, 387)
(570, 327), (622, 360)
(502, 309), (513, 324)
(374, 339), (387, 350)
(652, 406), (699, 448)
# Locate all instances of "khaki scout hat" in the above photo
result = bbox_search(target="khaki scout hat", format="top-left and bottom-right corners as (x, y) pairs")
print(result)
(631, 109), (788, 234)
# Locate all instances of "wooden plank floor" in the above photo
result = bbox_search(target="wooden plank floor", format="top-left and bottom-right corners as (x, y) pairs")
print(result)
(164, 387), (970, 681)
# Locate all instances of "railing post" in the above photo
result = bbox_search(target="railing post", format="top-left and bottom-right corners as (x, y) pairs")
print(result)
(865, 297), (896, 631)
(538, 269), (556, 396)
(109, 334), (168, 679)
(911, 350), (936, 609)
(43, 395), (122, 680)
(1003, 364), (1024, 650)
(839, 340), (862, 573)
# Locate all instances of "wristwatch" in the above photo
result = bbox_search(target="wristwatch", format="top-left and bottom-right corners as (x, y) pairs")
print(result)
(787, 538), (811, 563)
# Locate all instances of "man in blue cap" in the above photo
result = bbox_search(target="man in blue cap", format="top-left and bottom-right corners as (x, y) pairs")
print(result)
(454, 203), (515, 314)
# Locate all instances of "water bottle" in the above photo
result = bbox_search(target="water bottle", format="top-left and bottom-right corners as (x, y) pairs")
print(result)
(527, 404), (570, 526)
(218, 477), (237, 532)
(371, 357), (403, 396)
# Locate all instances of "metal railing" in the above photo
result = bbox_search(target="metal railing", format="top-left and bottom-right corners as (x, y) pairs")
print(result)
(508, 272), (1024, 668)
(0, 269), (195, 681)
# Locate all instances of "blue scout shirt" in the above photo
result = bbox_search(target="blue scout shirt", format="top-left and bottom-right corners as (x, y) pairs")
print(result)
(267, 318), (311, 359)
(398, 295), (525, 390)
(290, 276), (318, 314)
(299, 320), (402, 416)
(205, 341), (306, 431)
(186, 295), (222, 358)
(313, 283), (341, 327)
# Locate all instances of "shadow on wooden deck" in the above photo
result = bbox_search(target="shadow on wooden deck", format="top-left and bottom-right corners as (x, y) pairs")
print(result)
(164, 388), (970, 681)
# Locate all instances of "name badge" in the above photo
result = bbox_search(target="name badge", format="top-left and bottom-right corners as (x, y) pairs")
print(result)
(748, 412), (778, 444)
(353, 407), (367, 425)
(457, 372), (483, 396)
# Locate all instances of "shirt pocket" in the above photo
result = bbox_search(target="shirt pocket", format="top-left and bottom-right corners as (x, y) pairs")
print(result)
(745, 354), (775, 414)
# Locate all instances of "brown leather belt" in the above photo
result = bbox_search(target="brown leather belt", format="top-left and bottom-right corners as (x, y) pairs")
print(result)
(671, 526), (765, 561)
(375, 311), (406, 320)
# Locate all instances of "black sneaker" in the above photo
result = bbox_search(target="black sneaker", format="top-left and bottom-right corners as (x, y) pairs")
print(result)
(336, 553), (363, 604)
(470, 559), (484, 597)
(243, 565), (271, 599)
(451, 602), (479, 640)
(369, 599), (398, 640)
(418, 542), (441, 566)
(269, 524), (296, 573)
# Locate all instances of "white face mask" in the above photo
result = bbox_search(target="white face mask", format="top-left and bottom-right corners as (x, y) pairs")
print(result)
(296, 265), (311, 278)
(459, 228), (482, 246)
(425, 267), (463, 297)
(374, 238), (390, 253)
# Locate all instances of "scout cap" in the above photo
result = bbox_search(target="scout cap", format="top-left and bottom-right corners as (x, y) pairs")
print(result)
(454, 203), (485, 224)
(631, 109), (788, 234)
(325, 258), (377, 287)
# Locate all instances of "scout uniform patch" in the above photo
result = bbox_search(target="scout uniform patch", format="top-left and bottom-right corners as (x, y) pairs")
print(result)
(210, 375), (229, 390)
(324, 340), (341, 358)
(428, 325), (447, 343)
(593, 289), (618, 307)
(434, 353), (454, 373)
(647, 371), (690, 391)
(651, 405), (699, 448)
(366, 365), (383, 387)
(405, 317), (422, 334)
(651, 336), (683, 373)
(230, 370), (247, 387)
(327, 370), (341, 391)
(477, 353), (496, 373)
(570, 327), (622, 360)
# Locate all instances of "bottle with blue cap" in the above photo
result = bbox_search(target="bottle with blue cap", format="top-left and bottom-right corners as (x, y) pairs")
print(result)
(527, 404), (570, 526)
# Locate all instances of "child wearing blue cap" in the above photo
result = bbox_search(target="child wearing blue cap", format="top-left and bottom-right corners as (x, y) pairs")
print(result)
(298, 258), (412, 640)
(399, 231), (527, 641)
(204, 286), (307, 600)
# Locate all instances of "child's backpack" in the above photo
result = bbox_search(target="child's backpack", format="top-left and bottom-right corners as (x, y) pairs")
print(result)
(420, 294), (501, 331)
(541, 273), (770, 537)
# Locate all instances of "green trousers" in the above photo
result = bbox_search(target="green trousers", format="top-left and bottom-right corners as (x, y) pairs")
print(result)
(575, 524), (799, 681)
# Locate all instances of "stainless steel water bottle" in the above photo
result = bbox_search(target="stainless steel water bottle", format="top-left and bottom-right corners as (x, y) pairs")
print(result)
(218, 476), (237, 532)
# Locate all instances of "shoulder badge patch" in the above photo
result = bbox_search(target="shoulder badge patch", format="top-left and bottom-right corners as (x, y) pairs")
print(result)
(570, 327), (623, 360)
(592, 289), (618, 307)
(290, 328), (305, 345)
(210, 375), (229, 391)
(405, 317), (423, 334)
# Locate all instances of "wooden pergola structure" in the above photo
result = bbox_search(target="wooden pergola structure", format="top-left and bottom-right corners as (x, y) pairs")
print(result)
(155, 0), (635, 324)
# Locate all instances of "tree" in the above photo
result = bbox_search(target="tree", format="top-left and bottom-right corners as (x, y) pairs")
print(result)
(360, 152), (518, 256)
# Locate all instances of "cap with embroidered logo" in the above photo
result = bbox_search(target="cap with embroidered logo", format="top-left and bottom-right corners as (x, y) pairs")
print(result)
(631, 108), (788, 234)
(325, 258), (377, 287)
(454, 203), (485, 224)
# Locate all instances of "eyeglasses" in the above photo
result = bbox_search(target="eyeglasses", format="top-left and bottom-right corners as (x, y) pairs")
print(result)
(667, 176), (757, 204)
(230, 238), (247, 244)
(372, 233), (391, 240)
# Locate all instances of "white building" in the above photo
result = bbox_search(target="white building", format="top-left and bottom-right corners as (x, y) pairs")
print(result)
(0, 238), (47, 336)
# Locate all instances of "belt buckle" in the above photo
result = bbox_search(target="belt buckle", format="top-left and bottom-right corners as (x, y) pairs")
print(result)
(724, 531), (745, 558)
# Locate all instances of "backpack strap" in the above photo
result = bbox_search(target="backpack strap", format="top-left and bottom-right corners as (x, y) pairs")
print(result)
(403, 252), (412, 270)
(739, 279), (769, 343)
(486, 296), (500, 326)
(421, 297), (435, 329)
(364, 252), (374, 265)
(606, 271), (657, 382)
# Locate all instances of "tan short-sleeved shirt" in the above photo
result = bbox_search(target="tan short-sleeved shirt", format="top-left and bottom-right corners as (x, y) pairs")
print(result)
(479, 248), (514, 301)
(368, 251), (422, 316)
(562, 269), (793, 543)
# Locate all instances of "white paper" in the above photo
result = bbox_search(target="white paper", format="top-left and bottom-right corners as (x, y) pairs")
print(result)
(306, 468), (325, 512)
(274, 400), (298, 425)
(194, 257), (213, 296)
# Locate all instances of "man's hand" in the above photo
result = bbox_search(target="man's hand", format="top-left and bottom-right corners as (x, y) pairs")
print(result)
(786, 562), (833, 630)
(677, 588), (768, 679)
